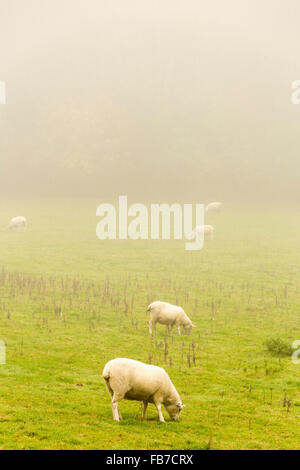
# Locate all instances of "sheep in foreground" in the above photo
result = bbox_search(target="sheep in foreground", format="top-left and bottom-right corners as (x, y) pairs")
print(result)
(147, 300), (195, 335)
(8, 216), (27, 231)
(188, 224), (214, 241)
(206, 201), (222, 212)
(103, 358), (185, 422)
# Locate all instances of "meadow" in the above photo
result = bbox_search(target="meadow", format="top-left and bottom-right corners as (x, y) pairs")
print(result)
(0, 198), (299, 450)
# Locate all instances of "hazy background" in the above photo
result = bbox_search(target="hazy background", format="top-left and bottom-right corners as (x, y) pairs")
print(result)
(0, 0), (299, 202)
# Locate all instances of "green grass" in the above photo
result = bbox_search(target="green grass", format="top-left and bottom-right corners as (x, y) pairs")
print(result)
(0, 198), (300, 449)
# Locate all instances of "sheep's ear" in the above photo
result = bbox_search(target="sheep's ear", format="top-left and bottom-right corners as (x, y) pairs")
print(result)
(177, 402), (186, 409)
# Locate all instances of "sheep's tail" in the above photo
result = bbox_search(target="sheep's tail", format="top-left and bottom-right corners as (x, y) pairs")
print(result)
(102, 364), (110, 382)
(103, 367), (114, 396)
(103, 370), (110, 381)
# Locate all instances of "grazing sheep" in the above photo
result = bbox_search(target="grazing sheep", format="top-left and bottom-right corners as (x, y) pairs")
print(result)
(8, 216), (27, 231)
(188, 224), (214, 241)
(103, 358), (185, 422)
(147, 301), (195, 335)
(206, 202), (222, 213)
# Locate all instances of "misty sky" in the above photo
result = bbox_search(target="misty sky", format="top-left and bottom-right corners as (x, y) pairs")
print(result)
(0, 0), (299, 202)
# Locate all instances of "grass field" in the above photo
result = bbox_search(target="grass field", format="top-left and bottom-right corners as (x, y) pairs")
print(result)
(0, 198), (300, 450)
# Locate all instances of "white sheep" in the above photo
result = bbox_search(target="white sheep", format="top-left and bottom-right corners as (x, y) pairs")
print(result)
(206, 202), (222, 213)
(103, 358), (185, 422)
(8, 216), (27, 231)
(147, 301), (195, 335)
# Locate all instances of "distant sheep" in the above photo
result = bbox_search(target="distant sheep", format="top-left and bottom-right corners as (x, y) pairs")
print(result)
(8, 216), (27, 231)
(188, 224), (214, 241)
(206, 202), (222, 213)
(103, 358), (185, 422)
(147, 301), (195, 335)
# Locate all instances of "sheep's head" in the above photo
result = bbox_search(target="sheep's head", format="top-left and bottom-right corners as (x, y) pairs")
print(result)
(183, 322), (196, 335)
(165, 401), (186, 421)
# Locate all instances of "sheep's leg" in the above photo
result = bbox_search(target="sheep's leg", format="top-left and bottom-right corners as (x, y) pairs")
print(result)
(112, 402), (119, 421)
(177, 325), (181, 335)
(149, 319), (156, 335)
(155, 403), (165, 423)
(111, 392), (123, 421)
(142, 401), (148, 420)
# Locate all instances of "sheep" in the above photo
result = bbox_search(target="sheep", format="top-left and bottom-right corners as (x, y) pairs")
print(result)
(188, 224), (214, 241)
(102, 358), (185, 422)
(8, 216), (27, 231)
(147, 301), (195, 335)
(206, 201), (222, 213)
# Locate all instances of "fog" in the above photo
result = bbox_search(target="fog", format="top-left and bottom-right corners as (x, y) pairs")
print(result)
(0, 0), (299, 202)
